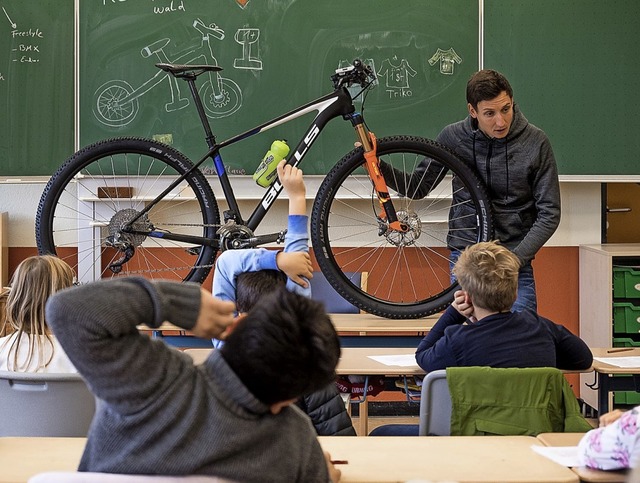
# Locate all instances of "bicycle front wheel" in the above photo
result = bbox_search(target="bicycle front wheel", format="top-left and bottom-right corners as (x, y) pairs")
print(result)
(311, 135), (493, 319)
(36, 138), (220, 283)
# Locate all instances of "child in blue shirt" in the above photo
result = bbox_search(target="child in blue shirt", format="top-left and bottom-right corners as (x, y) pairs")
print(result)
(213, 160), (356, 436)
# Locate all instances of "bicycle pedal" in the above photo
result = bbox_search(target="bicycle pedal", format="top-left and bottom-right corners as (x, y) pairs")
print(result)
(186, 246), (202, 256)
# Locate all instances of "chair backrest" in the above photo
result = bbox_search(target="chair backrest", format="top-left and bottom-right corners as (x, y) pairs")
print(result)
(309, 271), (363, 314)
(422, 366), (591, 437)
(0, 370), (96, 437)
(418, 369), (451, 436)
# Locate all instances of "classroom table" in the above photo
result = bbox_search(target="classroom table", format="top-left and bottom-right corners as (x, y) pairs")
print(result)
(184, 346), (421, 436)
(184, 346), (421, 375)
(138, 313), (436, 348)
(0, 436), (578, 483)
(536, 432), (628, 483)
(318, 435), (578, 482)
(589, 347), (640, 414)
(0, 437), (85, 483)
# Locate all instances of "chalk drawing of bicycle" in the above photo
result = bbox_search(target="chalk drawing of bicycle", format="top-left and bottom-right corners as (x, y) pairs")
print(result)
(93, 18), (243, 127)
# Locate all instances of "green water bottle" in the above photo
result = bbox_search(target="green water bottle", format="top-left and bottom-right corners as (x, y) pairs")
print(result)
(253, 140), (290, 188)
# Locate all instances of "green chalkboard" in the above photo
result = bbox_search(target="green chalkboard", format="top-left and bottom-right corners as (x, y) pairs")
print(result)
(485, 0), (640, 176)
(79, 0), (478, 175)
(0, 0), (74, 176)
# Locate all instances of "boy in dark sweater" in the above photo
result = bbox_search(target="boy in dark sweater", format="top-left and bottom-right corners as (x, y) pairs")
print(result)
(415, 241), (593, 372)
(47, 279), (342, 482)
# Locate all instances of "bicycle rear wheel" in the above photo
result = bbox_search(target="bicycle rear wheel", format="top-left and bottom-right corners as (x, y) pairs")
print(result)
(311, 135), (493, 319)
(36, 138), (220, 283)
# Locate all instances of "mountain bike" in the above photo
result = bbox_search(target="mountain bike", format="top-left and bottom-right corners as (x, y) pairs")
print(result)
(36, 59), (493, 319)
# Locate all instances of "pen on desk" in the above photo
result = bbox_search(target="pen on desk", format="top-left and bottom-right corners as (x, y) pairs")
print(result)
(607, 348), (634, 353)
(331, 460), (349, 465)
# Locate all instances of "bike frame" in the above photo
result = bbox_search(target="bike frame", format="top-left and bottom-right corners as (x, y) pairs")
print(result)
(124, 70), (401, 249)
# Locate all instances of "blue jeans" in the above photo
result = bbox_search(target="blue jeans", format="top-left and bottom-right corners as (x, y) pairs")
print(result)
(449, 250), (537, 314)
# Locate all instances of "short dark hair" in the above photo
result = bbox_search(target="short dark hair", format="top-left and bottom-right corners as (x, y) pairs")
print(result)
(236, 269), (287, 313)
(466, 69), (513, 109)
(220, 288), (340, 405)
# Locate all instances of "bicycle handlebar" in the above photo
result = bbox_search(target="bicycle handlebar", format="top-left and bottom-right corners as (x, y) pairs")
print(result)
(331, 58), (376, 90)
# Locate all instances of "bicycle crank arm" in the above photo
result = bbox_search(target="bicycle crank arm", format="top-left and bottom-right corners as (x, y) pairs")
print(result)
(224, 231), (286, 250)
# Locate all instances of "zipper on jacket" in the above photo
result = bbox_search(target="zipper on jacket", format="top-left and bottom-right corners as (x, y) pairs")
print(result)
(485, 140), (493, 193)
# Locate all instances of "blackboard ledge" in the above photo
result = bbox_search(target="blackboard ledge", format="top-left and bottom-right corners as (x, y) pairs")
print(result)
(559, 175), (640, 183)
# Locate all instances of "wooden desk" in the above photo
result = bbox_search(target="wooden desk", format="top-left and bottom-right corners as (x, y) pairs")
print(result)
(537, 432), (628, 483)
(139, 313), (435, 348)
(330, 313), (436, 335)
(319, 435), (578, 482)
(184, 347), (422, 436)
(589, 347), (640, 414)
(1, 436), (578, 483)
(0, 437), (85, 483)
(183, 347), (422, 376)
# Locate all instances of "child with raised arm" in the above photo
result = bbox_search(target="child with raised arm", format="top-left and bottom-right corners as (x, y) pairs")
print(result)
(47, 278), (342, 481)
(212, 160), (356, 437)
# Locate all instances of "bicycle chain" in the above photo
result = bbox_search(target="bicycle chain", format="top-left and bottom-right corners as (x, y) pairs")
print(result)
(110, 262), (216, 276)
(155, 222), (222, 228)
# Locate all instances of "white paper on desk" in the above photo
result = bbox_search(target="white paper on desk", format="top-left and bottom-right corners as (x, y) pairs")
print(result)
(594, 356), (640, 368)
(531, 445), (580, 467)
(368, 354), (418, 367)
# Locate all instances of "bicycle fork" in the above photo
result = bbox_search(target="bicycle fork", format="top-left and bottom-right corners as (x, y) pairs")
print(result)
(351, 115), (408, 234)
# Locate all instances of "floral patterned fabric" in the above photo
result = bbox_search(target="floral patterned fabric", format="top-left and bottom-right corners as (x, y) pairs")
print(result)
(578, 406), (640, 470)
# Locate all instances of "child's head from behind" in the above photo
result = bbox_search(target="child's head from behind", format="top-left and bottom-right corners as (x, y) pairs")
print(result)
(235, 269), (287, 313)
(2, 255), (75, 333)
(453, 241), (520, 312)
(220, 288), (340, 406)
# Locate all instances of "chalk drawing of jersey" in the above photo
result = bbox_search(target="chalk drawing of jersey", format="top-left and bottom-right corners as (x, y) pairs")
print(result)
(428, 48), (462, 75)
(377, 58), (416, 89)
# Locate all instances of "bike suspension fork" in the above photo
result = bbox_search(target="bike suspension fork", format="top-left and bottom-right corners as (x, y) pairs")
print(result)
(350, 114), (407, 232)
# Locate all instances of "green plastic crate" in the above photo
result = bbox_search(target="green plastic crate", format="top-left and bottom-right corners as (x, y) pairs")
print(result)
(614, 267), (640, 298)
(613, 303), (640, 334)
(614, 390), (640, 405)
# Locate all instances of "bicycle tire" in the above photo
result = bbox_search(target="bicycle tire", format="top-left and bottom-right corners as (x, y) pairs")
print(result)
(36, 137), (220, 284)
(311, 135), (493, 319)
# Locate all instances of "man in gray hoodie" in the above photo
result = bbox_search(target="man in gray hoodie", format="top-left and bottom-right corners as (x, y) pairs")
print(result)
(381, 69), (560, 313)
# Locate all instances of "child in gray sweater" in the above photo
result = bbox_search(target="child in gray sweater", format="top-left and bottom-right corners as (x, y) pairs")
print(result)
(46, 277), (341, 482)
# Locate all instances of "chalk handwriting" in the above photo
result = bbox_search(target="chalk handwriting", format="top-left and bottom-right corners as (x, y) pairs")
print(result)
(12, 28), (43, 38)
(153, 0), (186, 14)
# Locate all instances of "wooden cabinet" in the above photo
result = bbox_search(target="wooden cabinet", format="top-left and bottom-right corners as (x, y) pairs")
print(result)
(579, 244), (640, 409)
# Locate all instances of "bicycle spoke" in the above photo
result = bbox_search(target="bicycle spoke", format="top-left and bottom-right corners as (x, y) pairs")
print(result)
(312, 135), (492, 318)
(36, 139), (220, 284)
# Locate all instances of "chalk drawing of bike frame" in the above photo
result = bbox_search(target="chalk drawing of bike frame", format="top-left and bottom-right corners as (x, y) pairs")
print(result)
(93, 19), (244, 128)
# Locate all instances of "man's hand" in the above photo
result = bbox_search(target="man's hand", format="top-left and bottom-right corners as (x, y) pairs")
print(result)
(452, 289), (477, 322)
(277, 159), (306, 215)
(276, 251), (313, 288)
(190, 288), (236, 339)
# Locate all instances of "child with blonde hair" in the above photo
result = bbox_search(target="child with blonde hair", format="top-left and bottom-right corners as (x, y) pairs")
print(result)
(0, 255), (77, 372)
(415, 241), (592, 372)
